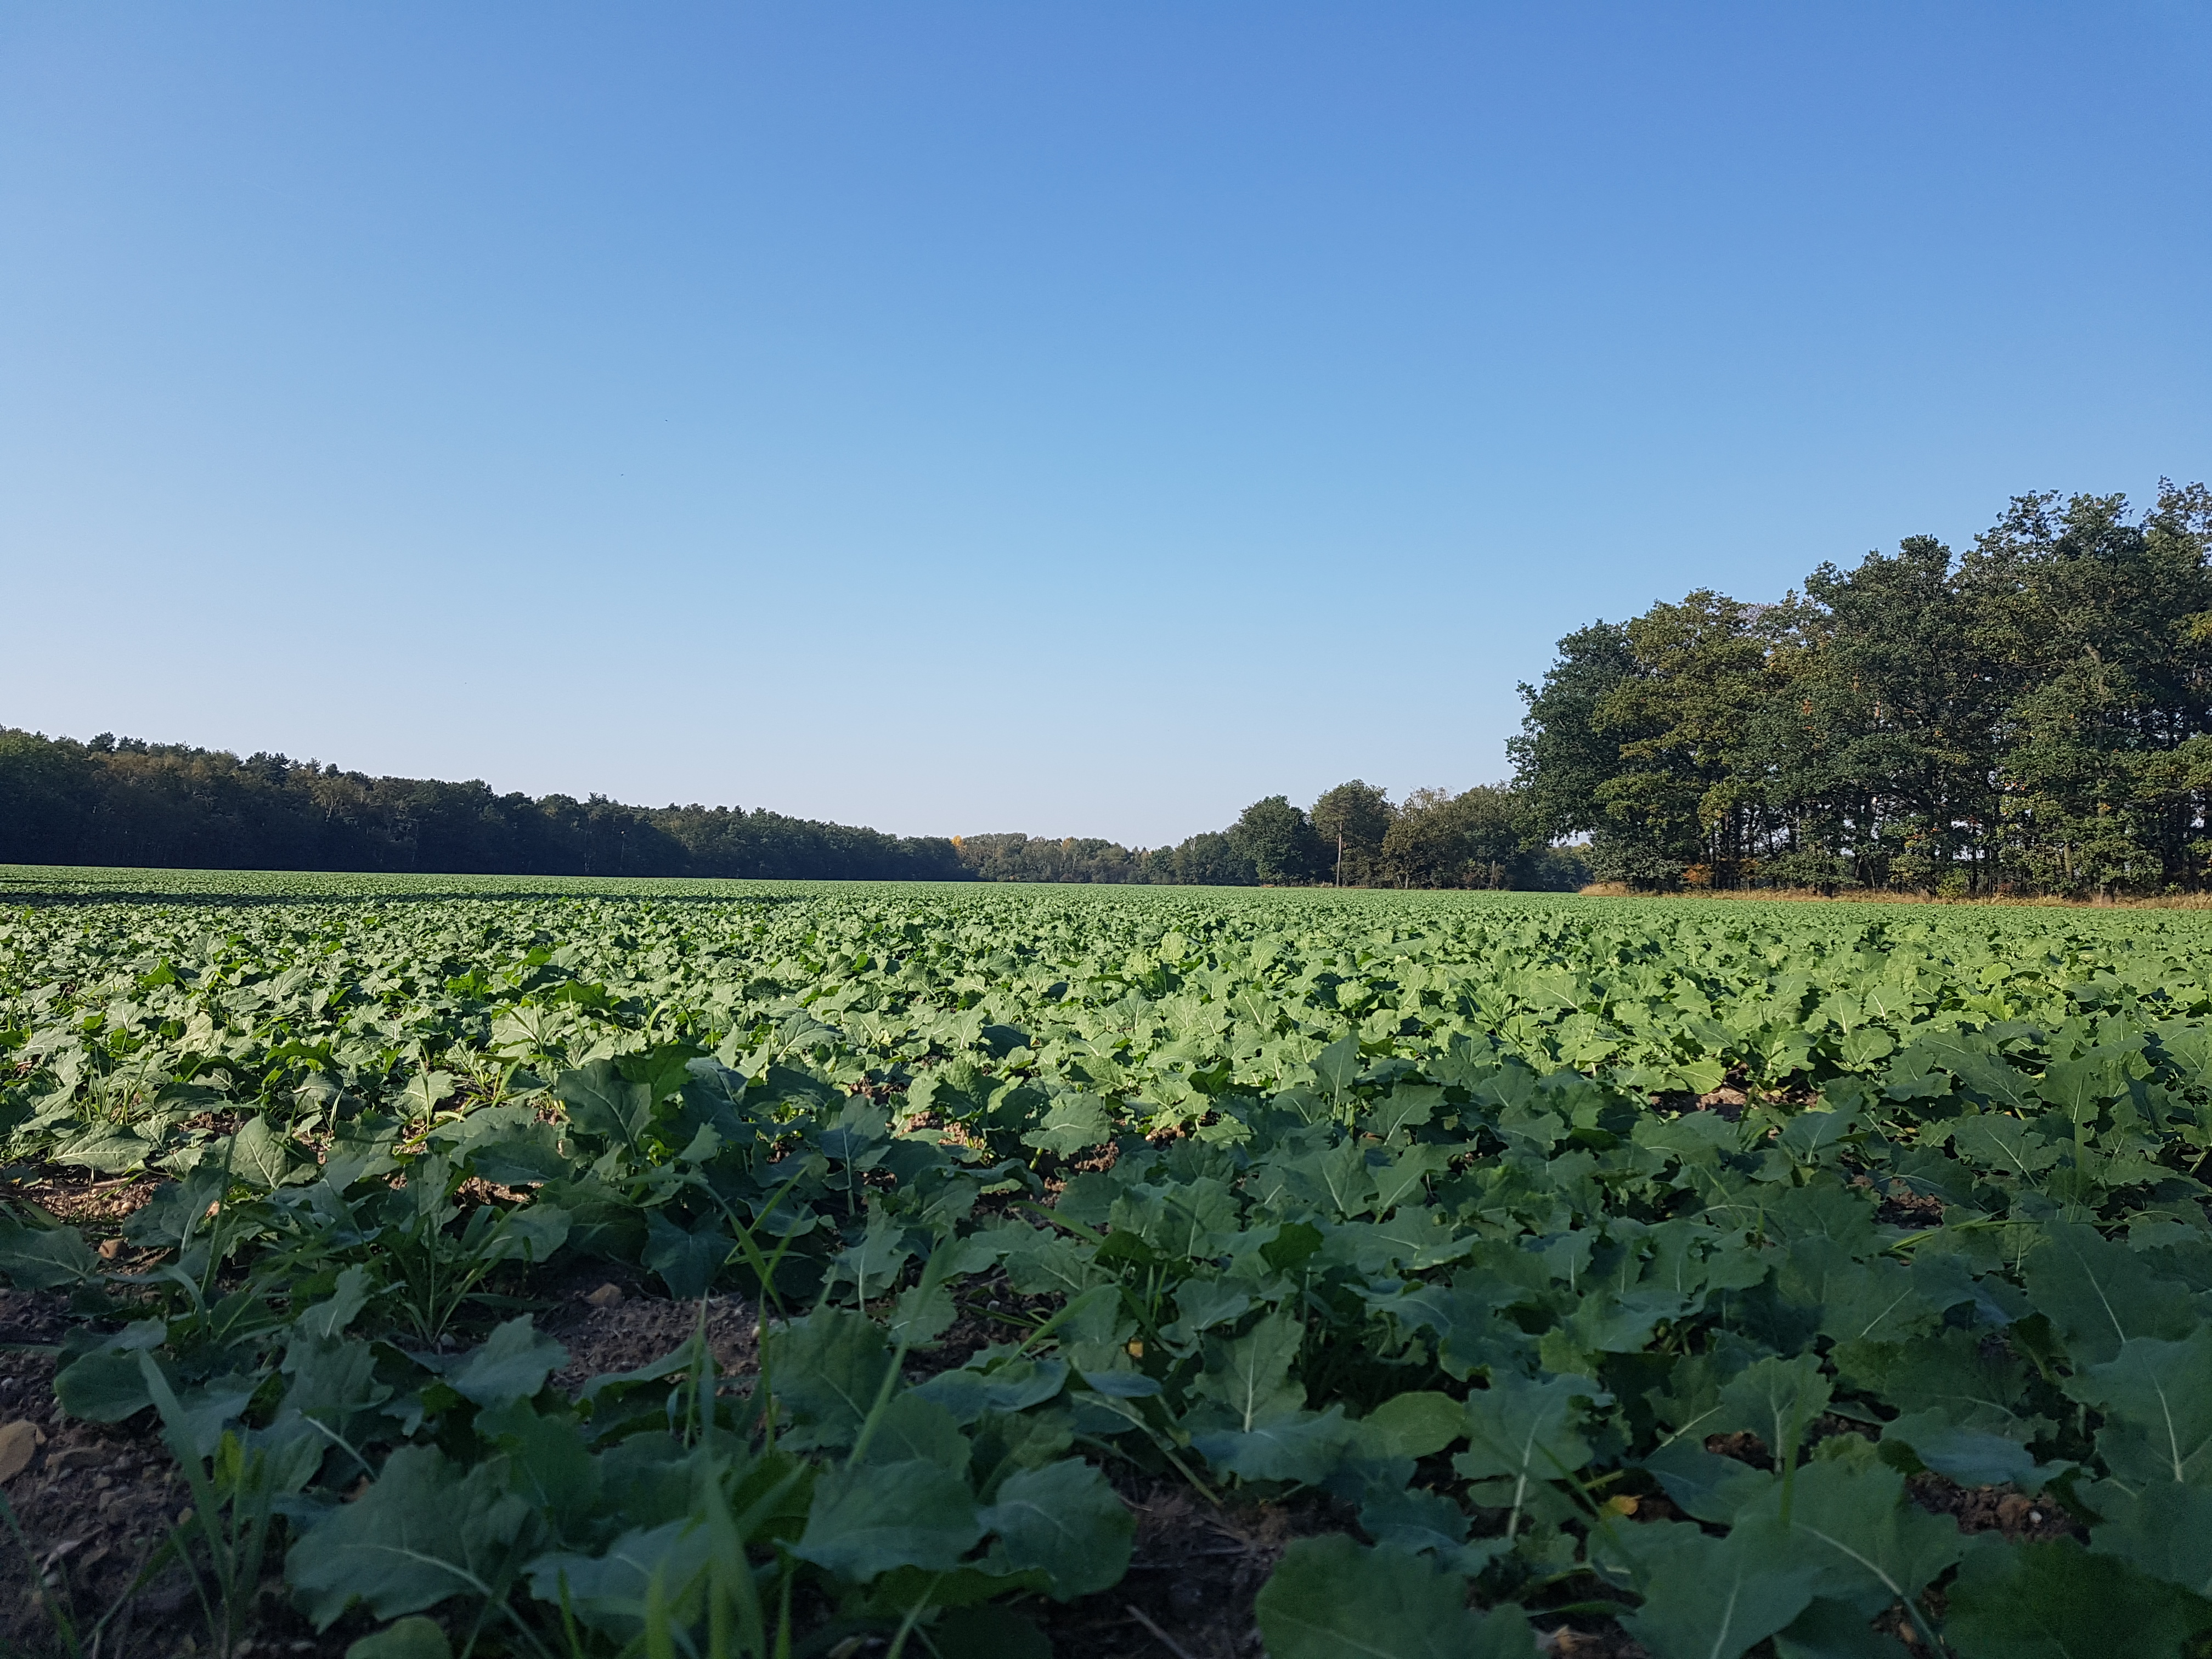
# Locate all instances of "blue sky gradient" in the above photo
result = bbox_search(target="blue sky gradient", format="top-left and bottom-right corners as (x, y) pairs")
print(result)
(4, 3), (2208, 845)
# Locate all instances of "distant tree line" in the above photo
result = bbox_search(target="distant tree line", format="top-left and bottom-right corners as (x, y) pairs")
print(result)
(0, 730), (968, 881)
(0, 727), (1584, 889)
(1513, 482), (2212, 897)
(953, 782), (1589, 890)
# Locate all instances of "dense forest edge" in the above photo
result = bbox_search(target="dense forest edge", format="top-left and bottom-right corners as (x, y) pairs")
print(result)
(0, 729), (1584, 889)
(1515, 482), (2212, 899)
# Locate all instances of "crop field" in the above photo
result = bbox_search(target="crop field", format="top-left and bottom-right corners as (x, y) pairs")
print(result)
(1, 867), (2210, 1658)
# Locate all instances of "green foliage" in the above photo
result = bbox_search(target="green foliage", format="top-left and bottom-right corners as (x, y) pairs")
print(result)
(344, 1618), (452, 1659)
(1229, 796), (1331, 885)
(975, 1458), (1133, 1598)
(1944, 1538), (2212, 1657)
(0, 732), (970, 881)
(1513, 481), (2212, 896)
(5, 881), (2212, 1652)
(1255, 1533), (1535, 1658)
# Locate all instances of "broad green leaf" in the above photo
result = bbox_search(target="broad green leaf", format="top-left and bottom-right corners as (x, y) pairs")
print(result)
(554, 1062), (656, 1149)
(1370, 1279), (1541, 1380)
(54, 1320), (167, 1421)
(1641, 1438), (1774, 1523)
(855, 1393), (968, 1473)
(1711, 1353), (1831, 1462)
(2064, 1329), (2212, 1488)
(50, 1127), (155, 1174)
(825, 1208), (915, 1301)
(642, 1207), (730, 1300)
(1278, 1140), (1378, 1219)
(445, 1317), (567, 1412)
(1355, 1390), (1466, 1461)
(912, 1355), (1069, 1426)
(1192, 1310), (1306, 1430)
(1161, 1277), (1253, 1346)
(1364, 1083), (1442, 1139)
(765, 1307), (894, 1448)
(1373, 1144), (1451, 1213)
(887, 1279), (957, 1347)
(1192, 1406), (1358, 1485)
(1839, 1328), (2032, 1437)
(1943, 1537), (2210, 1658)
(1255, 1533), (1534, 1659)
(278, 1334), (393, 1437)
(1837, 1028), (1895, 1071)
(218, 1113), (300, 1190)
(2038, 1051), (2133, 1122)
(1780, 1105), (1863, 1164)
(1359, 1483), (1472, 1555)
(1311, 1037), (1363, 1104)
(1877, 1409), (2061, 1490)
(977, 1457), (1133, 1599)
(2023, 1221), (2193, 1367)
(1948, 1114), (2063, 1180)
(345, 1617), (453, 1659)
(459, 1119), (571, 1186)
(1020, 1092), (1115, 1156)
(0, 1222), (103, 1289)
(1453, 1372), (1609, 1530)
(792, 1458), (980, 1579)
(1001, 1228), (1109, 1297)
(1113, 1175), (1241, 1256)
(1773, 1597), (1911, 1659)
(477, 1401), (601, 1537)
(56, 1348), (155, 1423)
(398, 1070), (456, 1119)
(286, 1445), (539, 1628)
(296, 1263), (374, 1343)
(2089, 1480), (2212, 1599)
(1779, 1243), (1936, 1347)
(1735, 1457), (1963, 1612)
(160, 1367), (264, 1458)
(1565, 1285), (1695, 1355)
(488, 1201), (569, 1265)
(522, 1516), (713, 1637)
(1619, 1522), (1820, 1659)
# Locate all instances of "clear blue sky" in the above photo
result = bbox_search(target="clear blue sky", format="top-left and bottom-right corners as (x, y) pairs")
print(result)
(4, 3), (2208, 847)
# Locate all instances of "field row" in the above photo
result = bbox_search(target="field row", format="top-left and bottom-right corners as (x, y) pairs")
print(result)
(0, 884), (2208, 1656)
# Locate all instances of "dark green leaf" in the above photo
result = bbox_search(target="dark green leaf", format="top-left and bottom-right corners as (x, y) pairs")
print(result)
(1773, 1597), (1911, 1659)
(2063, 1329), (2212, 1489)
(1454, 1372), (1608, 1486)
(1620, 1522), (1820, 1659)
(0, 1222), (103, 1290)
(2089, 1480), (2212, 1599)
(344, 1617), (453, 1659)
(792, 1458), (980, 1580)
(1943, 1537), (2211, 1658)
(445, 1317), (567, 1412)
(2023, 1221), (2192, 1367)
(978, 1457), (1133, 1599)
(642, 1208), (730, 1300)
(286, 1444), (539, 1629)
(1255, 1533), (1534, 1659)
(765, 1307), (894, 1449)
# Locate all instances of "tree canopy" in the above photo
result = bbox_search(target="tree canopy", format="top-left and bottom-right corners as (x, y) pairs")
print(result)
(1310, 780), (1394, 884)
(0, 731), (1575, 888)
(1512, 481), (2212, 896)
(0, 730), (968, 882)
